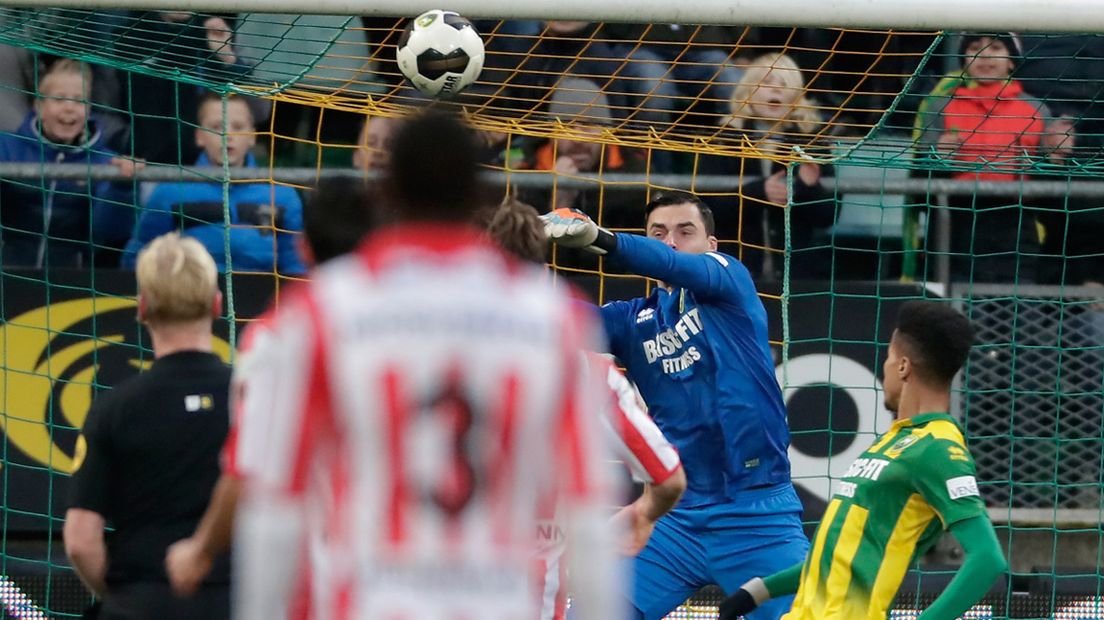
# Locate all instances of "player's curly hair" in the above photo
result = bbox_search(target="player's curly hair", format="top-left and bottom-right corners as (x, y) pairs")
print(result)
(481, 195), (546, 264)
(895, 301), (975, 386)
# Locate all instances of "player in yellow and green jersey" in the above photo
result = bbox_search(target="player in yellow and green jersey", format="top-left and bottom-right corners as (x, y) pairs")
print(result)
(719, 300), (1007, 620)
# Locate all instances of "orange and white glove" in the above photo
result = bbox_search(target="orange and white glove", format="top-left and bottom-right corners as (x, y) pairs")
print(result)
(540, 208), (616, 255)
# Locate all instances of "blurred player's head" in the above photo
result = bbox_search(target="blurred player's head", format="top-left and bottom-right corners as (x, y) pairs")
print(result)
(481, 195), (546, 264)
(299, 177), (376, 266)
(195, 93), (256, 167)
(644, 191), (718, 255)
(35, 59), (93, 145)
(883, 301), (975, 412)
(960, 34), (1018, 82)
(384, 109), (481, 222)
(136, 232), (221, 328)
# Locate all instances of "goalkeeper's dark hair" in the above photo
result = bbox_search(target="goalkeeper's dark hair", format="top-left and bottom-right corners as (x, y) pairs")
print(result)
(386, 108), (481, 221)
(895, 300), (975, 386)
(480, 196), (546, 264)
(644, 191), (716, 236)
(303, 177), (376, 264)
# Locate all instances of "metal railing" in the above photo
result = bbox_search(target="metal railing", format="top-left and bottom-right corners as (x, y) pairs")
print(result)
(3, 163), (1104, 197)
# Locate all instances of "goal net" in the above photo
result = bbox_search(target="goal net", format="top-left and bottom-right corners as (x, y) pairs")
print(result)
(0, 7), (1101, 618)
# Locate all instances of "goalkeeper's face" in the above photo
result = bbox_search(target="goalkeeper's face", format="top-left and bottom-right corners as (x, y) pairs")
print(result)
(645, 203), (717, 255)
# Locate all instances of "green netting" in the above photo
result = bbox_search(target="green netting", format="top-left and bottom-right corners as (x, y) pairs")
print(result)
(0, 13), (1102, 619)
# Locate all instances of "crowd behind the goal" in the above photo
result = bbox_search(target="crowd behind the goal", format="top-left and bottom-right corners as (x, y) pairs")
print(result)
(0, 18), (1101, 287)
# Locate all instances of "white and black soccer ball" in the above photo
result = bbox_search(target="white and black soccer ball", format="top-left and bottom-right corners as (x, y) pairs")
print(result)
(396, 10), (485, 98)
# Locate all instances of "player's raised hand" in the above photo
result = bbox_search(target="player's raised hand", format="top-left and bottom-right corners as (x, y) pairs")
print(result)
(539, 208), (616, 255)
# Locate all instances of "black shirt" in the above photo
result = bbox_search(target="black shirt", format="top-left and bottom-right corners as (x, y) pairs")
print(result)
(69, 351), (231, 585)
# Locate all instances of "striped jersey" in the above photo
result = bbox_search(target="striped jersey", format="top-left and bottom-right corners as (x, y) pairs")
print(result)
(785, 412), (987, 620)
(231, 225), (619, 620)
(589, 353), (682, 487)
(534, 354), (682, 620)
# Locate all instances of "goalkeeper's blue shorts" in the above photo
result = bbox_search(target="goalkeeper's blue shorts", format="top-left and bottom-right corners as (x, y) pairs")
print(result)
(625, 482), (809, 620)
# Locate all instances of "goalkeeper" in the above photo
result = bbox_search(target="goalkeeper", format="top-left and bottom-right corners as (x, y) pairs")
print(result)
(718, 301), (1006, 620)
(543, 193), (808, 620)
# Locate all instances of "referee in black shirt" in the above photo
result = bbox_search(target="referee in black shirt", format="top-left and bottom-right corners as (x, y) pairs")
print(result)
(65, 232), (232, 620)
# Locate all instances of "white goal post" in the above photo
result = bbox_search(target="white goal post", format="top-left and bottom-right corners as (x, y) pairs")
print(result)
(5, 0), (1104, 31)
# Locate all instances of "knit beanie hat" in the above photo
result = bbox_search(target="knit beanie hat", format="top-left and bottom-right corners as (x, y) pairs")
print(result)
(958, 33), (1020, 67)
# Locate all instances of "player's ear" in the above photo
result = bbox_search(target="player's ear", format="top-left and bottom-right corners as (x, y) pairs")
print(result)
(898, 355), (912, 382)
(708, 235), (718, 251)
(136, 294), (148, 324)
(211, 291), (223, 320)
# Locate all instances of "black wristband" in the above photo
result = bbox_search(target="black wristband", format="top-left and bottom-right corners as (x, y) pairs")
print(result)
(592, 227), (617, 254)
(718, 588), (758, 620)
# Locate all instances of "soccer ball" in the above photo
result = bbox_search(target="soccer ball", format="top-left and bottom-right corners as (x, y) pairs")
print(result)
(396, 10), (485, 98)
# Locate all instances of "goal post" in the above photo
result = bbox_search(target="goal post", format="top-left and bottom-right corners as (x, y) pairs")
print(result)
(4, 0), (1104, 30)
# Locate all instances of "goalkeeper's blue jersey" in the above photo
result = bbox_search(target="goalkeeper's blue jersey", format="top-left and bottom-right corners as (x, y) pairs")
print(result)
(598, 234), (792, 507)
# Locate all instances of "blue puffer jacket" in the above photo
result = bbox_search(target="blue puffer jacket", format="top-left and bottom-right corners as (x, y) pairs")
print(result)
(122, 152), (306, 275)
(0, 113), (135, 268)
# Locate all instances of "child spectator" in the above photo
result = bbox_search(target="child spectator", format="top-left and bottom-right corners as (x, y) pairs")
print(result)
(698, 52), (836, 281)
(123, 94), (305, 275)
(914, 33), (1074, 283)
(0, 59), (137, 268)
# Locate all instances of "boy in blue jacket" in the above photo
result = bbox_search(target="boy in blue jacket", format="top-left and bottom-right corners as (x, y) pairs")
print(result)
(123, 94), (305, 275)
(0, 59), (137, 268)
(542, 191), (808, 620)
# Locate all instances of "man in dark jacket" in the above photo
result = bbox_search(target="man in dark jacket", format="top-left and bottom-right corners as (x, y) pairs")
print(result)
(0, 59), (137, 268)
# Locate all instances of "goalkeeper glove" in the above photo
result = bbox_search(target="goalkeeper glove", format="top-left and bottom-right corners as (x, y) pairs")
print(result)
(718, 577), (770, 620)
(540, 208), (616, 255)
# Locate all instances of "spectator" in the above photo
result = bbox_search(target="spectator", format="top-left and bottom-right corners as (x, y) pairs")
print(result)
(1017, 34), (1104, 158)
(111, 12), (269, 165)
(1015, 34), (1104, 284)
(0, 58), (137, 268)
(0, 10), (132, 149)
(698, 52), (836, 281)
(914, 33), (1074, 283)
(123, 93), (305, 275)
(517, 77), (650, 230)
(352, 114), (400, 175)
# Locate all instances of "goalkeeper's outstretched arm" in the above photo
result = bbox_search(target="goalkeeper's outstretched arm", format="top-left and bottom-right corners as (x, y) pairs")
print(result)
(541, 208), (756, 302)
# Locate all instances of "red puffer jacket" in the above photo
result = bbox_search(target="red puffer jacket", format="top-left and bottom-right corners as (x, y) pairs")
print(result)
(941, 79), (1045, 181)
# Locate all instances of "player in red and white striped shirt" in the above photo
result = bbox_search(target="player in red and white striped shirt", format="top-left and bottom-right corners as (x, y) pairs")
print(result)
(484, 198), (685, 620)
(232, 112), (620, 620)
